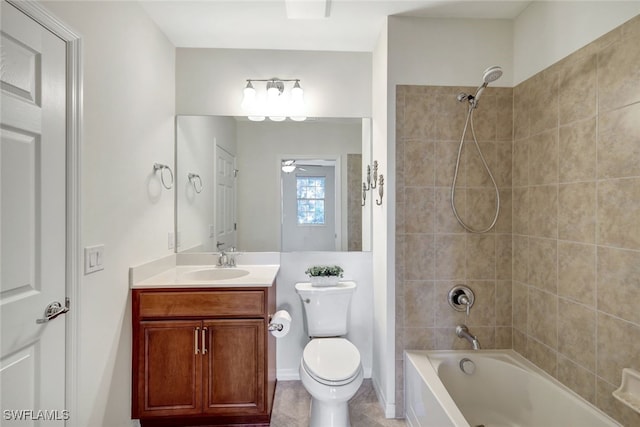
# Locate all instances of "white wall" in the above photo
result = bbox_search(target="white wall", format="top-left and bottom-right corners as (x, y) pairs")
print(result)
(371, 19), (396, 418)
(176, 48), (372, 118)
(513, 2), (640, 84)
(236, 120), (362, 251)
(388, 16), (514, 88)
(41, 2), (175, 426)
(275, 251), (373, 380)
(176, 116), (236, 252)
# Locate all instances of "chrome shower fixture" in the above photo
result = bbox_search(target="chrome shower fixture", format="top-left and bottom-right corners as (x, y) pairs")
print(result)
(457, 65), (503, 109)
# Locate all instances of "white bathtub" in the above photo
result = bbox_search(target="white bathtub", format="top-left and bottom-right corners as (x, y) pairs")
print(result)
(405, 350), (621, 427)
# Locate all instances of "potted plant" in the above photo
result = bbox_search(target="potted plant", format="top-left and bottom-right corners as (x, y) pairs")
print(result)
(305, 265), (344, 287)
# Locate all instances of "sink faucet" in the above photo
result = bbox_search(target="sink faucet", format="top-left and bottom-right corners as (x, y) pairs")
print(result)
(216, 242), (237, 267)
(456, 324), (481, 350)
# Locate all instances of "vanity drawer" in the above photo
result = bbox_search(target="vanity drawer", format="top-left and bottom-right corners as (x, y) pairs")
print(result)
(137, 290), (266, 318)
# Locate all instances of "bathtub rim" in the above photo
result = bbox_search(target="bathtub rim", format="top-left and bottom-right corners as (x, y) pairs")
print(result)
(404, 349), (622, 427)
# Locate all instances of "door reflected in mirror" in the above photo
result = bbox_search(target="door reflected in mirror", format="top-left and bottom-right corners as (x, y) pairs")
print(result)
(176, 116), (372, 253)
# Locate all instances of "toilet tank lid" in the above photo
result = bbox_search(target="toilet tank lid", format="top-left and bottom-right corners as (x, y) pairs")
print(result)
(295, 281), (356, 293)
(303, 338), (361, 382)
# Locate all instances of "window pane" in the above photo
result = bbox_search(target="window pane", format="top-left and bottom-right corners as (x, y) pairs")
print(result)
(296, 176), (326, 225)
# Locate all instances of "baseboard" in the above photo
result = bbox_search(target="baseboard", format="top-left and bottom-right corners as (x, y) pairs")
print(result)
(372, 376), (396, 418)
(276, 368), (300, 381)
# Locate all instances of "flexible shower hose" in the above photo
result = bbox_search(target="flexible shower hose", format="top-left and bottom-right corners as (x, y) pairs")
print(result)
(450, 105), (500, 233)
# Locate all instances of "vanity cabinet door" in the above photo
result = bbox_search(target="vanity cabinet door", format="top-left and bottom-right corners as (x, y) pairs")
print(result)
(136, 320), (203, 418)
(202, 319), (266, 416)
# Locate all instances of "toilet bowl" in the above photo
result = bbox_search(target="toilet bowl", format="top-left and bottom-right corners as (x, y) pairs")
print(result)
(299, 337), (363, 427)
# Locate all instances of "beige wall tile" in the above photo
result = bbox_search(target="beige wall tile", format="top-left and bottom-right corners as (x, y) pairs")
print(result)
(496, 280), (512, 326)
(404, 281), (435, 328)
(513, 80), (531, 140)
(435, 187), (465, 233)
(496, 234), (512, 280)
(558, 53), (597, 125)
(435, 326), (495, 350)
(529, 68), (559, 135)
(558, 182), (596, 243)
(466, 234), (496, 279)
(404, 187), (435, 233)
(496, 89), (514, 142)
(528, 287), (558, 349)
(528, 185), (558, 239)
(512, 187), (529, 235)
(435, 140), (463, 187)
(436, 93), (469, 141)
(404, 233), (435, 280)
(512, 235), (528, 284)
(622, 13), (640, 39)
(495, 326), (512, 349)
(597, 246), (640, 325)
(494, 188), (512, 234)
(434, 281), (495, 327)
(598, 103), (640, 179)
(598, 177), (640, 250)
(405, 140), (435, 186)
(403, 92), (437, 139)
(465, 188), (499, 233)
(512, 281), (528, 332)
(598, 34), (640, 113)
(528, 237), (557, 293)
(528, 130), (558, 186)
(559, 118), (596, 183)
(526, 337), (557, 377)
(596, 378), (640, 427)
(596, 313), (640, 386)
(495, 142), (513, 188)
(403, 327), (436, 350)
(513, 328), (526, 355)
(466, 141), (496, 188)
(557, 241), (596, 307)
(557, 299), (596, 370)
(470, 93), (497, 141)
(435, 234), (466, 279)
(557, 355), (596, 404)
(512, 137), (529, 187)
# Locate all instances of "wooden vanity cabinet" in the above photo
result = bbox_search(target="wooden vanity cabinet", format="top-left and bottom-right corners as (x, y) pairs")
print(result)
(132, 286), (276, 427)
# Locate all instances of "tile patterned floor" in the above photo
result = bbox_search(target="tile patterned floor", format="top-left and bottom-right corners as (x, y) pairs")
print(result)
(270, 379), (407, 427)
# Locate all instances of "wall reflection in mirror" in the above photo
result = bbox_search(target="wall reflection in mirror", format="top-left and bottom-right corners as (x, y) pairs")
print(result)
(175, 116), (372, 253)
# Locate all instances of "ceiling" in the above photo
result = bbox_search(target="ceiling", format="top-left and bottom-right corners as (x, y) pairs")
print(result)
(140, 1), (532, 52)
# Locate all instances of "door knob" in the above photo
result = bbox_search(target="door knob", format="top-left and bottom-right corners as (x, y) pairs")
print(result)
(36, 299), (69, 324)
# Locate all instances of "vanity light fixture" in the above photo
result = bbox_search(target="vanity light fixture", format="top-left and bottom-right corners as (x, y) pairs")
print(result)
(241, 78), (306, 122)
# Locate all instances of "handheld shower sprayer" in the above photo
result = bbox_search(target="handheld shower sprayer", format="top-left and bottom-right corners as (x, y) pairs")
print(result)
(458, 65), (503, 108)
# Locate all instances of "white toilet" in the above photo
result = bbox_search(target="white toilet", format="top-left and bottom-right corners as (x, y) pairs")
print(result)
(295, 281), (363, 427)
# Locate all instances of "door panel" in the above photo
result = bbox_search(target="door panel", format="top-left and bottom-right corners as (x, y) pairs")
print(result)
(203, 319), (265, 415)
(215, 146), (237, 248)
(137, 320), (202, 417)
(0, 2), (67, 424)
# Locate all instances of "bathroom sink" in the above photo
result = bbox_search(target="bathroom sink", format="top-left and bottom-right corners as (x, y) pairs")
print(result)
(180, 268), (250, 281)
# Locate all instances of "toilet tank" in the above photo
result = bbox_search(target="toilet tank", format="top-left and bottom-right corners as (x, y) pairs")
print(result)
(295, 281), (356, 337)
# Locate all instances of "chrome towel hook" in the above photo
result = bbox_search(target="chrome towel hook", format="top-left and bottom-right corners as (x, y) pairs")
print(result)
(376, 174), (384, 205)
(371, 160), (379, 189)
(188, 172), (203, 194)
(153, 163), (174, 190)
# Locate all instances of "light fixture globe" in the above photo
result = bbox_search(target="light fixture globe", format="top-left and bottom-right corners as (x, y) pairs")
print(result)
(289, 80), (306, 121)
(241, 81), (256, 110)
(242, 78), (306, 121)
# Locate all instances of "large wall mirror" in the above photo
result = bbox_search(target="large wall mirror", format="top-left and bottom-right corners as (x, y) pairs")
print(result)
(175, 116), (372, 253)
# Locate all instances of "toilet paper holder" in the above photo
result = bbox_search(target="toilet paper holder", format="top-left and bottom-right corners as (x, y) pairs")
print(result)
(268, 322), (284, 332)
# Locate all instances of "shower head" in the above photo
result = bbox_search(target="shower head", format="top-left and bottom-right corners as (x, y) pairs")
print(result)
(472, 65), (503, 107)
(482, 66), (503, 84)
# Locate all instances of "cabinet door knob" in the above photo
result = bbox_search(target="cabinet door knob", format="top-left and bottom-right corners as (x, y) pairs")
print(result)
(195, 327), (200, 354)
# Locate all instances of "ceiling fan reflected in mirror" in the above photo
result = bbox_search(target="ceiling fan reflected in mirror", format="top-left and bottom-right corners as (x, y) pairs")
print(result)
(281, 160), (307, 173)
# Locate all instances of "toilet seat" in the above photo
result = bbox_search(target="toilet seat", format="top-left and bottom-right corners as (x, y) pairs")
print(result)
(302, 338), (361, 386)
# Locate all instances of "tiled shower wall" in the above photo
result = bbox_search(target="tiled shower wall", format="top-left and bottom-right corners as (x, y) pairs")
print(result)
(395, 14), (640, 425)
(395, 85), (513, 414)
(511, 15), (640, 426)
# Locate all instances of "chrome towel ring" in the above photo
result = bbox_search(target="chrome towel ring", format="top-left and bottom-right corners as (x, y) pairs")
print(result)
(153, 163), (174, 189)
(188, 172), (203, 194)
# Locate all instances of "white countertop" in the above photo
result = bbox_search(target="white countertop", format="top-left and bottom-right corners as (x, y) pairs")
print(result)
(131, 264), (280, 289)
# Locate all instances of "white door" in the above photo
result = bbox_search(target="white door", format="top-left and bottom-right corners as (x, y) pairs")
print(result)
(1, 2), (68, 425)
(214, 146), (237, 249)
(281, 165), (336, 252)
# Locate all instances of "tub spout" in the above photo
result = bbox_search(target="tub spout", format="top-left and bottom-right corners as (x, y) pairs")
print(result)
(456, 324), (481, 350)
